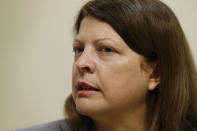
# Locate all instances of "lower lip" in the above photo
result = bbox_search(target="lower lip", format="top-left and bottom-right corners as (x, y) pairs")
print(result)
(77, 90), (100, 96)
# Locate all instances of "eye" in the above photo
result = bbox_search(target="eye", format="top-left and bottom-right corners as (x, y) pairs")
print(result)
(73, 46), (84, 54)
(102, 47), (113, 52)
(99, 46), (114, 53)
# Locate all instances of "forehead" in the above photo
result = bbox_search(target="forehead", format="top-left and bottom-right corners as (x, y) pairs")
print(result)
(76, 16), (122, 42)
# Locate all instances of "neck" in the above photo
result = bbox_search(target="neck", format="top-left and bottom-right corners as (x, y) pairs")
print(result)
(92, 104), (147, 131)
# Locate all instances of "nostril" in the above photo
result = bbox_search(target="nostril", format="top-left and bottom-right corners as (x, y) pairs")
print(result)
(80, 66), (91, 73)
(86, 67), (91, 72)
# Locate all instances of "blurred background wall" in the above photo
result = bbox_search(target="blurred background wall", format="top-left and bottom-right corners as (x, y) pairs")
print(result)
(0, 0), (196, 130)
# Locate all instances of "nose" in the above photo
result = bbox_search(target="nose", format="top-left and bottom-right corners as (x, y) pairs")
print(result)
(75, 50), (95, 74)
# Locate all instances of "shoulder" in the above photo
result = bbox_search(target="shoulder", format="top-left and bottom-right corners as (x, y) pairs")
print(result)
(14, 119), (70, 131)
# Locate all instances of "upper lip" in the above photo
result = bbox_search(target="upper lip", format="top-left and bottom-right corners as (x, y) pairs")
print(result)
(77, 81), (100, 91)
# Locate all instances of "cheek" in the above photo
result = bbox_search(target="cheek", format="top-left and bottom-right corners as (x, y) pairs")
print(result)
(100, 62), (142, 87)
(99, 62), (148, 103)
(72, 65), (78, 83)
(72, 65), (78, 97)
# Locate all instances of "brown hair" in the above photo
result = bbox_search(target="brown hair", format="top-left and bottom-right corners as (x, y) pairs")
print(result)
(65, 0), (197, 130)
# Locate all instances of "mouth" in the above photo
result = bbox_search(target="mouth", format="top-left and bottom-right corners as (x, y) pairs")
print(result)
(77, 81), (100, 91)
(76, 81), (101, 96)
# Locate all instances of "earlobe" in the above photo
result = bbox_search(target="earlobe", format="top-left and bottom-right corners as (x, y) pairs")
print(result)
(147, 63), (160, 91)
(148, 77), (160, 91)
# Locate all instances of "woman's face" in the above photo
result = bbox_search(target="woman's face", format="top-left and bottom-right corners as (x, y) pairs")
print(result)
(72, 16), (154, 117)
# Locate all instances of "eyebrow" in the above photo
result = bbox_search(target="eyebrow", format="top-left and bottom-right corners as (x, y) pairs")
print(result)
(73, 38), (116, 45)
(73, 39), (83, 44)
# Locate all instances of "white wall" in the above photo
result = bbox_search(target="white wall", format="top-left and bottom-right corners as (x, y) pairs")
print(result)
(0, 0), (196, 130)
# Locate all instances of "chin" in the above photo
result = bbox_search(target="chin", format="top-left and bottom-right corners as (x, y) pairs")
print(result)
(75, 98), (103, 117)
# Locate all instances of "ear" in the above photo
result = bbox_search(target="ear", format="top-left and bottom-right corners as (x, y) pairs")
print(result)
(147, 63), (160, 91)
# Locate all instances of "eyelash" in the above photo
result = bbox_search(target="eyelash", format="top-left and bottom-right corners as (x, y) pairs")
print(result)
(73, 46), (116, 54)
(73, 47), (84, 54)
(98, 46), (114, 53)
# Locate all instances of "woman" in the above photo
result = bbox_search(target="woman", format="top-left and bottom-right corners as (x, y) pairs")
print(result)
(65, 0), (197, 131)
(15, 0), (197, 131)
